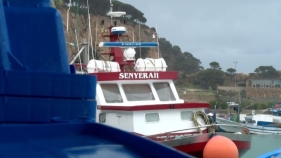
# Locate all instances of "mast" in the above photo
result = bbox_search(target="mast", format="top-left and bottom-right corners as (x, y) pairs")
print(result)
(156, 23), (160, 58)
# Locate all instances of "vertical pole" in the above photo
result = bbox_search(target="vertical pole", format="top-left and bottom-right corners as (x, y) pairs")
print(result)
(110, 0), (113, 25)
(156, 22), (159, 58)
(95, 17), (98, 56)
(272, 94), (275, 115)
(139, 21), (141, 58)
(233, 61), (238, 121)
(233, 61), (238, 103)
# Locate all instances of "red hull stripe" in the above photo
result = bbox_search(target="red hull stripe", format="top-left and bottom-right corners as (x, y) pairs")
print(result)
(98, 101), (209, 111)
(88, 71), (178, 81)
(175, 140), (250, 153)
(133, 129), (208, 141)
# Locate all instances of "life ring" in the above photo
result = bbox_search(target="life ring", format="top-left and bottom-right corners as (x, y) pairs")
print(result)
(193, 111), (215, 133)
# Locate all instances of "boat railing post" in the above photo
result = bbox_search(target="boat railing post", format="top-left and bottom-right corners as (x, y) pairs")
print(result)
(165, 132), (171, 141)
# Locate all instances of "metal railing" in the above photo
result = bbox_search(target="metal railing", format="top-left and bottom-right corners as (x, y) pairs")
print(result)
(143, 123), (248, 140)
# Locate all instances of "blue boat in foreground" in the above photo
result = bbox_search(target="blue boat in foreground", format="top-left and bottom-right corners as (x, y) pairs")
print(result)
(257, 148), (281, 158)
(0, 0), (194, 157)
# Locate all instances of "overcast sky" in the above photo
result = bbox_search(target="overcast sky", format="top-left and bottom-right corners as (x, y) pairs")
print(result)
(118, 0), (281, 74)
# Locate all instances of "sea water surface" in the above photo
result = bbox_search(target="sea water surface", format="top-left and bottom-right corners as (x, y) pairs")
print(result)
(241, 134), (281, 158)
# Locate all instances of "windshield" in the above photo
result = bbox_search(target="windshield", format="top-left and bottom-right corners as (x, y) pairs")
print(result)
(122, 84), (155, 101)
(100, 84), (123, 103)
(153, 82), (176, 101)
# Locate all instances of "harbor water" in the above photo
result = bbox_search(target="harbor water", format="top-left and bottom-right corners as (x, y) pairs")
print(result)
(241, 134), (281, 158)
(217, 113), (281, 157)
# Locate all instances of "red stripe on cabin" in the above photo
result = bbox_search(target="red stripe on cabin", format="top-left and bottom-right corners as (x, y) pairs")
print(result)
(97, 101), (209, 111)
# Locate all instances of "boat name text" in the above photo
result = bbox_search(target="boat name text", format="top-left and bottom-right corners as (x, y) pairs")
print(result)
(119, 72), (159, 79)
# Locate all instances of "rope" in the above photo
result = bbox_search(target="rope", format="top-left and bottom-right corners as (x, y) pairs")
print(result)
(193, 111), (215, 134)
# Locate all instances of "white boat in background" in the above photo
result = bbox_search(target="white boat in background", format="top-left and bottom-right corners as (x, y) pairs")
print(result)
(215, 117), (249, 134)
(244, 114), (281, 135)
(216, 113), (281, 135)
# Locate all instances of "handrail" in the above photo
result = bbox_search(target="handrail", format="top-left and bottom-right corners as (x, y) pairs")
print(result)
(143, 123), (248, 138)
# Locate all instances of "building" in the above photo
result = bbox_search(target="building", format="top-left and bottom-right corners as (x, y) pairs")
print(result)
(246, 78), (281, 100)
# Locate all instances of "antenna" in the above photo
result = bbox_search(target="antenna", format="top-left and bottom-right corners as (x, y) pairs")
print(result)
(132, 30), (134, 42)
(95, 17), (98, 56)
(86, 0), (92, 61)
(66, 0), (71, 34)
(110, 0), (113, 25)
(139, 21), (141, 58)
(156, 22), (160, 58)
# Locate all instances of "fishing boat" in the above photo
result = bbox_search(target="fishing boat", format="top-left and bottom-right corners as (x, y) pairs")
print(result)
(71, 1), (251, 157)
(215, 117), (249, 134)
(0, 0), (197, 157)
(245, 114), (281, 135)
(215, 113), (281, 135)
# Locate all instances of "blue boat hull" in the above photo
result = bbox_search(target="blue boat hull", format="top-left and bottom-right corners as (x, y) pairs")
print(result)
(0, 122), (194, 158)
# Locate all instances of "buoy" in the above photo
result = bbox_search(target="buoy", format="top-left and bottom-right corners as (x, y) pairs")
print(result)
(203, 135), (238, 158)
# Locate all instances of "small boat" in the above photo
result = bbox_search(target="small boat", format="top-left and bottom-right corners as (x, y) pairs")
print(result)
(72, 1), (251, 157)
(209, 105), (249, 134)
(215, 117), (249, 134)
(245, 114), (281, 135)
(216, 113), (281, 135)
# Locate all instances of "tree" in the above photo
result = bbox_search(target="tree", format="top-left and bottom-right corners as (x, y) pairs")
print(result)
(226, 68), (236, 75)
(209, 100), (217, 109)
(254, 66), (279, 77)
(193, 69), (224, 90)
(174, 51), (203, 74)
(209, 61), (221, 70)
(54, 0), (64, 8)
(219, 102), (228, 109)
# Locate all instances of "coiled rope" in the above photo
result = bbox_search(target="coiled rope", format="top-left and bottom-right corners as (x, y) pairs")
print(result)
(193, 111), (215, 134)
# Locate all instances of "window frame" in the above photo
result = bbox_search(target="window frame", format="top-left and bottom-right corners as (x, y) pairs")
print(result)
(145, 112), (160, 123)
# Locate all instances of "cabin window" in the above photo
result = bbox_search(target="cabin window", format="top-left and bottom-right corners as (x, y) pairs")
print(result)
(181, 111), (193, 120)
(153, 82), (176, 101)
(122, 84), (155, 101)
(100, 84), (123, 103)
(99, 113), (106, 123)
(145, 113), (159, 122)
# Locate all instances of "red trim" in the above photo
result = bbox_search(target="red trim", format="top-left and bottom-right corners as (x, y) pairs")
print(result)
(175, 142), (207, 154)
(88, 71), (178, 81)
(233, 140), (251, 149)
(175, 140), (250, 153)
(150, 130), (208, 141)
(134, 132), (250, 158)
(135, 132), (250, 158)
(74, 63), (87, 68)
(97, 101), (209, 111)
(73, 63), (178, 80)
(132, 129), (208, 141)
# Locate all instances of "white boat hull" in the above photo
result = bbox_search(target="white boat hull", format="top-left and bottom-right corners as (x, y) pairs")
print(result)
(216, 117), (281, 135)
